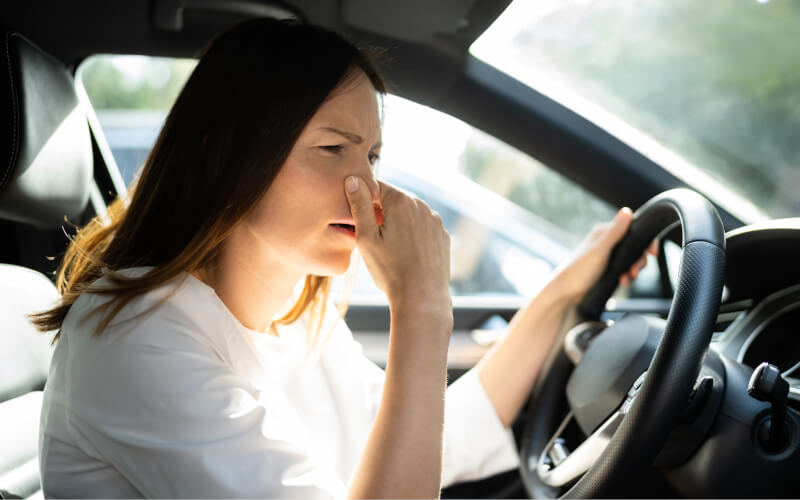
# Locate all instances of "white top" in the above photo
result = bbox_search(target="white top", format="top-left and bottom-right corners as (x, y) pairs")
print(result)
(39, 269), (519, 498)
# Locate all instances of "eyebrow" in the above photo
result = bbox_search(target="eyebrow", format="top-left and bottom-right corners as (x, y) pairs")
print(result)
(321, 127), (382, 148)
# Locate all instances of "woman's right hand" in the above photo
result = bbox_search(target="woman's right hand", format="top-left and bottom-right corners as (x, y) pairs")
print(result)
(344, 176), (452, 328)
(344, 176), (451, 499)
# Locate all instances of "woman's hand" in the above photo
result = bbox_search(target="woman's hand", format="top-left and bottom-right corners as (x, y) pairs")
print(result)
(344, 176), (452, 327)
(551, 207), (658, 305)
(345, 175), (452, 499)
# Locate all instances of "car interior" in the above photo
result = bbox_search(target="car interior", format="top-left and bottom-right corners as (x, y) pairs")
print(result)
(1, 0), (799, 498)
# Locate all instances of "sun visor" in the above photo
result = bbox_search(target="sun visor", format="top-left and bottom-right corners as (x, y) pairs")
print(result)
(341, 0), (477, 43)
(0, 27), (92, 229)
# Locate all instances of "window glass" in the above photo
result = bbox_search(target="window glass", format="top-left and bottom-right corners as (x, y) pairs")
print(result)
(375, 95), (617, 299)
(472, 0), (800, 221)
(78, 55), (196, 184)
(79, 55), (616, 300)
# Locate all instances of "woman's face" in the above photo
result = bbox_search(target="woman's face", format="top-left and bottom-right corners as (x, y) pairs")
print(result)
(239, 72), (382, 277)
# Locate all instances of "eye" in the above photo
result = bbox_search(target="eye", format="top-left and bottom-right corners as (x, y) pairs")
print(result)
(368, 152), (380, 166)
(318, 145), (344, 154)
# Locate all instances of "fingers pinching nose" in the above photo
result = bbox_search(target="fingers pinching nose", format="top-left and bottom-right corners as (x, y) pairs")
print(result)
(345, 175), (382, 238)
(347, 175), (360, 193)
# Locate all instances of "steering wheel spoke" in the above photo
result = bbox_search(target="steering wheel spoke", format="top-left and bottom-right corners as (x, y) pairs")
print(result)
(563, 320), (610, 365)
(537, 371), (647, 488)
(536, 410), (624, 488)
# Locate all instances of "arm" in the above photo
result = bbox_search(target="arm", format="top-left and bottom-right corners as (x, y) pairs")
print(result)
(344, 177), (452, 499)
(348, 302), (450, 498)
(476, 275), (580, 427)
(477, 208), (655, 427)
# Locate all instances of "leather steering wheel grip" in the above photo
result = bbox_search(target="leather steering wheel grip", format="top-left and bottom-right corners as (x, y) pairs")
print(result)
(519, 189), (726, 498)
(579, 188), (725, 319)
(563, 188), (726, 498)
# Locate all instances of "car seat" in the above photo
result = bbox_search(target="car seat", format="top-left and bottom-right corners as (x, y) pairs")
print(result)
(0, 25), (94, 499)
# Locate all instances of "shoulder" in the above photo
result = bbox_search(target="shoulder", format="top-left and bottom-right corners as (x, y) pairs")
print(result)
(61, 271), (256, 418)
(64, 269), (242, 363)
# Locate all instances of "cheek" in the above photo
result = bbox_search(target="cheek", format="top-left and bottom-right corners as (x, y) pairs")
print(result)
(250, 154), (345, 233)
(288, 149), (351, 208)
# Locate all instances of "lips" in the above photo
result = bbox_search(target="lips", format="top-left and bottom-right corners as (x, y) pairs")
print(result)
(332, 222), (356, 231)
(331, 204), (383, 237)
(331, 222), (356, 238)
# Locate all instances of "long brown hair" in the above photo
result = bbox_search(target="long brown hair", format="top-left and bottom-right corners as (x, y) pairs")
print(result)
(31, 18), (386, 343)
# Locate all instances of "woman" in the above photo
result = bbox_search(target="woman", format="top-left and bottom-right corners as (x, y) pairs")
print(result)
(34, 18), (649, 499)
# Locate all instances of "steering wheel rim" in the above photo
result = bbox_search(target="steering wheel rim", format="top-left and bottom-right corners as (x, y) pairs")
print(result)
(519, 188), (726, 498)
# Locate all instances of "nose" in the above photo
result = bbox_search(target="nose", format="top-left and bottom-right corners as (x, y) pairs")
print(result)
(364, 174), (381, 207)
(350, 161), (381, 208)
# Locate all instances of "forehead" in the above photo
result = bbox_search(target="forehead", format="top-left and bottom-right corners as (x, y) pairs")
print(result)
(306, 74), (381, 139)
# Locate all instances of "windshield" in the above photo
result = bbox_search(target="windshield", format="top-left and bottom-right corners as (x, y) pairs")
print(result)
(472, 0), (800, 221)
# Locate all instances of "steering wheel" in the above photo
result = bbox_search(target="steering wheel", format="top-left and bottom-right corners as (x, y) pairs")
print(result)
(519, 188), (726, 498)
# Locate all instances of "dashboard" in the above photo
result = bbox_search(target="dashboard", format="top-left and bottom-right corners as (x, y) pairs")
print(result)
(577, 218), (800, 497)
(708, 219), (800, 411)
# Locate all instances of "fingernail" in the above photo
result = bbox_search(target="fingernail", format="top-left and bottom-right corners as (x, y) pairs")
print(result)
(346, 176), (359, 193)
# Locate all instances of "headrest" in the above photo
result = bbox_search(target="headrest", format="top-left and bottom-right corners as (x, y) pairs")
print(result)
(0, 27), (92, 229)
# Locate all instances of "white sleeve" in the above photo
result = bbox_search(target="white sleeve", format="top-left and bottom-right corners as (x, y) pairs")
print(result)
(66, 319), (345, 499)
(330, 315), (519, 489)
(441, 367), (520, 487)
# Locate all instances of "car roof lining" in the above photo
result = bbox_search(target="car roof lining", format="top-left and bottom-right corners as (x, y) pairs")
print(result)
(0, 0), (506, 66)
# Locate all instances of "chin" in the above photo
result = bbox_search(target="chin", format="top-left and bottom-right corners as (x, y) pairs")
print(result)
(309, 251), (354, 277)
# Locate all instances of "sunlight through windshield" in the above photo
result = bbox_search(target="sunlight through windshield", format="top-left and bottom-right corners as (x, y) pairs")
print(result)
(472, 0), (800, 221)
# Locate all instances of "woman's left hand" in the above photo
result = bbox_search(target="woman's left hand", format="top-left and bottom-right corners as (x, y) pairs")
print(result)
(478, 207), (657, 427)
(550, 207), (658, 305)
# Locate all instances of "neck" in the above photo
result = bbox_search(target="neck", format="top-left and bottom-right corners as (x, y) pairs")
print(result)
(198, 231), (304, 333)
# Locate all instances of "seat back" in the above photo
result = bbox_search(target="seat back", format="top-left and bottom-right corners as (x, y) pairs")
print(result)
(0, 26), (94, 499)
(0, 265), (58, 499)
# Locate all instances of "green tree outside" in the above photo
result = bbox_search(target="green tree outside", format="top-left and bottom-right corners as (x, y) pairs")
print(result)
(80, 56), (196, 110)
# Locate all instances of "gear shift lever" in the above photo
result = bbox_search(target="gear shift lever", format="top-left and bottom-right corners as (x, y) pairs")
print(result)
(748, 362), (790, 452)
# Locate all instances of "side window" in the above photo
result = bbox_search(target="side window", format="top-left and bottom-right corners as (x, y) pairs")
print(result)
(376, 96), (617, 298)
(78, 55), (197, 185)
(79, 56), (617, 301)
